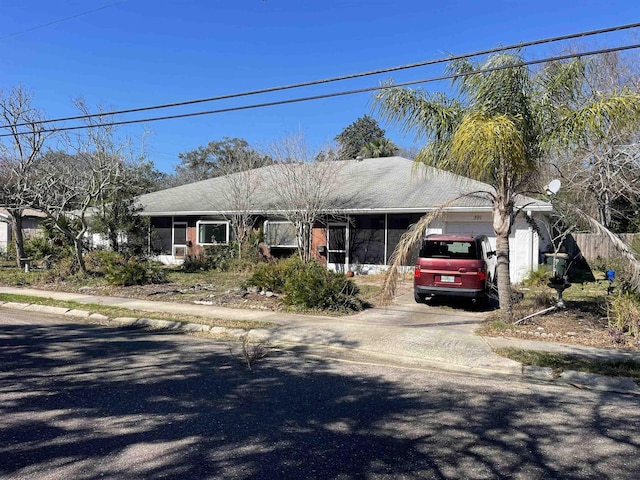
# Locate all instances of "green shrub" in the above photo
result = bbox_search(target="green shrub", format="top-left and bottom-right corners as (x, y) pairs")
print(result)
(607, 292), (640, 339)
(522, 266), (551, 288)
(84, 250), (116, 275)
(248, 256), (364, 312)
(2, 242), (16, 261)
(24, 236), (68, 262)
(86, 251), (166, 286)
(52, 256), (80, 279)
(247, 257), (292, 292)
(182, 244), (237, 272)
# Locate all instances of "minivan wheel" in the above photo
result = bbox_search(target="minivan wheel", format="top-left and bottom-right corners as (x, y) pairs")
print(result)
(414, 291), (427, 303)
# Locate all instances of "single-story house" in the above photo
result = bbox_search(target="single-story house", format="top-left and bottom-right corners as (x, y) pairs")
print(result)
(0, 208), (46, 254)
(136, 156), (554, 282)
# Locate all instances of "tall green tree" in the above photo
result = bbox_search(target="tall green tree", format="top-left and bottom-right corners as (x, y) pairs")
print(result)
(334, 115), (386, 160)
(359, 137), (398, 158)
(374, 51), (640, 318)
(91, 159), (160, 254)
(175, 137), (272, 184)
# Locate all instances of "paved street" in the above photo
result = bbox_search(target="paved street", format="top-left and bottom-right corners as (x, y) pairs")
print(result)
(2, 309), (639, 479)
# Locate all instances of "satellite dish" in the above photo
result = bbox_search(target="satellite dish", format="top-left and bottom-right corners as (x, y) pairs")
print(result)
(545, 179), (561, 195)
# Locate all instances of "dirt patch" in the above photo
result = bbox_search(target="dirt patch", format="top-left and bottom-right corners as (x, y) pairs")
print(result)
(482, 299), (640, 351)
(39, 282), (283, 312)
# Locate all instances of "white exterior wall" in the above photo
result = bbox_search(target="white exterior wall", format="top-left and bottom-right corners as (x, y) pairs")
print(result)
(511, 218), (540, 283)
(442, 211), (544, 284)
(0, 219), (9, 253)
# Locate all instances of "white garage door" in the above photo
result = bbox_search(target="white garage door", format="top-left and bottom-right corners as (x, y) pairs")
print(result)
(444, 223), (497, 248)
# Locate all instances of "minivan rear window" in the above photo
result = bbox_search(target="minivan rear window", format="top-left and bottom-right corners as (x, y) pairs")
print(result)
(419, 240), (477, 259)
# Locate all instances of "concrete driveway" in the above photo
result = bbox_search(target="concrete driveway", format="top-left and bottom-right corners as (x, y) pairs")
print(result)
(255, 290), (521, 374)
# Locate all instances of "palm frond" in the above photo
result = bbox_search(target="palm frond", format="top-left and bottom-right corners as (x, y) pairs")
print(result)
(551, 91), (640, 147)
(373, 81), (463, 143)
(380, 199), (460, 305)
(538, 58), (586, 107)
(560, 201), (640, 290)
(448, 113), (530, 183)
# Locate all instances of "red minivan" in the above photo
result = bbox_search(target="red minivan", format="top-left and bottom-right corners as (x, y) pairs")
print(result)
(413, 234), (497, 304)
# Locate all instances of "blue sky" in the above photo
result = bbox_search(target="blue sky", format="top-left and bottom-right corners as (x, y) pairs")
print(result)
(1, 0), (639, 172)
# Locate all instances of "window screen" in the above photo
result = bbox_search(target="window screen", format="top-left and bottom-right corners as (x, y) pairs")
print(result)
(198, 222), (228, 245)
(150, 217), (172, 255)
(350, 215), (385, 264)
(265, 222), (297, 247)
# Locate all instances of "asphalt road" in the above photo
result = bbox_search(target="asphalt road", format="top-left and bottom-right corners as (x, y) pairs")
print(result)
(1, 309), (639, 479)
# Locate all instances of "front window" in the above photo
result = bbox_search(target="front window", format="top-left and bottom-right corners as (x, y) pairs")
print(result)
(197, 221), (229, 245)
(264, 221), (297, 248)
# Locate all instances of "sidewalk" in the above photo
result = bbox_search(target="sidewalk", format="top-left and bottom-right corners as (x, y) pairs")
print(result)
(1, 285), (638, 393)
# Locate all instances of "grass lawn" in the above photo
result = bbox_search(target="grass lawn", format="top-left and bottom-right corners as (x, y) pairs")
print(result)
(0, 292), (273, 330)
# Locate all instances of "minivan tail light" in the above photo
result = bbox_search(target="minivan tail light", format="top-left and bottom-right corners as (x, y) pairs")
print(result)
(477, 270), (487, 281)
(414, 265), (421, 278)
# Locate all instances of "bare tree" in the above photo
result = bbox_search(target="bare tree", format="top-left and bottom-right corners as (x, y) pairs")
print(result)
(0, 86), (50, 269)
(217, 151), (265, 259)
(548, 50), (640, 230)
(266, 132), (344, 263)
(29, 100), (130, 273)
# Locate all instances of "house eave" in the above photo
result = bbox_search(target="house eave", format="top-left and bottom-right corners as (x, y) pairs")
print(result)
(141, 203), (553, 218)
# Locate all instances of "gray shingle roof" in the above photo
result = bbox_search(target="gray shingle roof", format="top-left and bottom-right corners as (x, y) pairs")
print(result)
(137, 156), (550, 215)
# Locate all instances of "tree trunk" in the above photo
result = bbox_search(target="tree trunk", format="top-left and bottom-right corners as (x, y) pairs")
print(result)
(108, 229), (119, 252)
(297, 222), (312, 263)
(73, 237), (87, 274)
(10, 211), (26, 270)
(598, 191), (612, 229)
(493, 201), (514, 321)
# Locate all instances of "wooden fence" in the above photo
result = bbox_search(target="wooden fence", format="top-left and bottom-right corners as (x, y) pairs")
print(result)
(571, 233), (640, 262)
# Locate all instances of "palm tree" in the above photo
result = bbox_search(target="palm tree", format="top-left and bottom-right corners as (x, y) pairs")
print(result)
(374, 51), (640, 319)
(359, 137), (398, 158)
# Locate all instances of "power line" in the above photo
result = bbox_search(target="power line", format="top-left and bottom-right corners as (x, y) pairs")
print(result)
(2, 42), (638, 138)
(0, 1), (126, 40)
(2, 20), (640, 129)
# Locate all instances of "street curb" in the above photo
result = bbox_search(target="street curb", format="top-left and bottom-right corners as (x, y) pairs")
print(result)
(2, 300), (638, 394)
(522, 365), (639, 394)
(1, 301), (234, 337)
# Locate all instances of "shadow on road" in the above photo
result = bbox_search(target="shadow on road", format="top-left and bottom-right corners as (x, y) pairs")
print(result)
(1, 321), (638, 479)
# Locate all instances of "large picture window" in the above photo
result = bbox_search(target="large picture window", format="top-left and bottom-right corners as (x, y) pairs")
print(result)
(196, 221), (229, 245)
(264, 221), (297, 248)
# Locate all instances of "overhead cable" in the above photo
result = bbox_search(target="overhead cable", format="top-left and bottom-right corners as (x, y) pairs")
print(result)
(2, 42), (638, 137)
(2, 20), (640, 129)
(0, 1), (126, 40)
